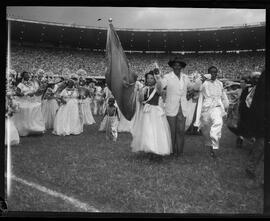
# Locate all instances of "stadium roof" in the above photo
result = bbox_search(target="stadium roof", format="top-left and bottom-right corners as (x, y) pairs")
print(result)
(8, 18), (265, 52)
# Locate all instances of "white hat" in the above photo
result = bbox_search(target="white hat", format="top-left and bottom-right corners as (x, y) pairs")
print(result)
(76, 69), (87, 76)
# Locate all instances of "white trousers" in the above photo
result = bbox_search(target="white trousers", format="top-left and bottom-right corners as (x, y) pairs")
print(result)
(200, 107), (223, 149)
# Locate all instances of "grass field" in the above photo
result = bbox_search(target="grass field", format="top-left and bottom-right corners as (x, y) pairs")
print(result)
(7, 116), (263, 214)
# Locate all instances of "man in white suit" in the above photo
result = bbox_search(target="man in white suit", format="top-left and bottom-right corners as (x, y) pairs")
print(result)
(156, 57), (201, 157)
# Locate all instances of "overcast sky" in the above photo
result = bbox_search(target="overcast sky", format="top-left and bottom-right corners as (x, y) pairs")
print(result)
(6, 7), (265, 29)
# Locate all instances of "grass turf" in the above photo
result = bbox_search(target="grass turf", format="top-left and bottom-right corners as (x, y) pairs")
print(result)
(7, 116), (263, 213)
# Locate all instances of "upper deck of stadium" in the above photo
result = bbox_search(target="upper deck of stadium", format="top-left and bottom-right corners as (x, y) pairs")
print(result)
(7, 18), (265, 52)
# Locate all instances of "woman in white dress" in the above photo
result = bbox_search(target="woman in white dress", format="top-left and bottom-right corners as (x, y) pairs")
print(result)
(131, 71), (172, 156)
(13, 71), (45, 136)
(53, 79), (83, 136)
(5, 91), (20, 146)
(78, 79), (95, 126)
(41, 82), (60, 130)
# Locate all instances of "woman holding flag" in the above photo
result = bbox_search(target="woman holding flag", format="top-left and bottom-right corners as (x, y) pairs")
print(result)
(105, 19), (171, 156)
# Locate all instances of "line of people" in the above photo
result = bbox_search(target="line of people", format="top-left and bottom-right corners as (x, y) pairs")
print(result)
(6, 58), (265, 186)
(128, 57), (229, 159)
(5, 70), (121, 144)
(124, 56), (265, 185)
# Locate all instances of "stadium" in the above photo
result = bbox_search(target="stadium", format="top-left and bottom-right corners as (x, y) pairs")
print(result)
(6, 10), (265, 215)
(8, 18), (265, 80)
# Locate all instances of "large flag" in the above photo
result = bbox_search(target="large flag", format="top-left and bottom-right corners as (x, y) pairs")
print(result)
(105, 22), (136, 120)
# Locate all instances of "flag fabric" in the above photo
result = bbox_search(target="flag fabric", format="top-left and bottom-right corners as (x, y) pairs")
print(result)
(105, 22), (136, 121)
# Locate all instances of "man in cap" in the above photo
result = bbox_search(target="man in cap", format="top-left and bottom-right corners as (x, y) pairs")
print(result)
(156, 57), (201, 157)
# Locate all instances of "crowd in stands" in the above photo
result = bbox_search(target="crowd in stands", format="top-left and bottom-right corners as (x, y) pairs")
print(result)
(10, 45), (265, 80)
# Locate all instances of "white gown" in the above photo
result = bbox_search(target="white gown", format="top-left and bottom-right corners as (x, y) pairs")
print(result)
(53, 88), (83, 136)
(5, 117), (20, 146)
(79, 97), (96, 125)
(42, 97), (59, 130)
(13, 82), (45, 136)
(131, 88), (172, 155)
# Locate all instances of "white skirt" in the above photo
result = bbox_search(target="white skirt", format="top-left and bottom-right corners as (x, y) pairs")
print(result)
(5, 118), (20, 146)
(130, 99), (143, 136)
(80, 98), (96, 125)
(13, 99), (45, 136)
(131, 104), (172, 155)
(42, 99), (59, 130)
(53, 99), (83, 136)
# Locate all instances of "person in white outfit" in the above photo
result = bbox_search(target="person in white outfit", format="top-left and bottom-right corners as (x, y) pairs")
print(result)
(156, 57), (201, 157)
(131, 70), (172, 157)
(53, 79), (83, 136)
(193, 66), (229, 158)
(13, 71), (45, 136)
(78, 79), (96, 126)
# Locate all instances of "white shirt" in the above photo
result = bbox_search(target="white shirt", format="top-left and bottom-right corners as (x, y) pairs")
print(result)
(200, 79), (229, 112)
(193, 79), (229, 128)
(161, 71), (201, 117)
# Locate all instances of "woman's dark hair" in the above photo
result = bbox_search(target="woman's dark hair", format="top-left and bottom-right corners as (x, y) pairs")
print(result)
(20, 71), (29, 80)
(108, 97), (115, 103)
(67, 79), (75, 86)
(144, 71), (155, 85)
